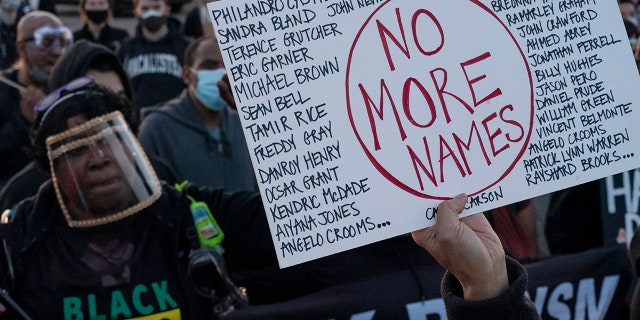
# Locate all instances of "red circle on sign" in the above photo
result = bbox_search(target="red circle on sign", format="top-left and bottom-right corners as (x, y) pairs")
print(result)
(345, 0), (533, 199)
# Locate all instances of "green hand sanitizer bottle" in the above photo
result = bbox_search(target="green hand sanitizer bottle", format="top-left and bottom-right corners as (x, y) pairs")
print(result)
(176, 181), (225, 254)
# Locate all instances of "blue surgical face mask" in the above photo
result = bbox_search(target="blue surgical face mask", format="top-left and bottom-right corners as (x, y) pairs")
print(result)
(193, 68), (227, 111)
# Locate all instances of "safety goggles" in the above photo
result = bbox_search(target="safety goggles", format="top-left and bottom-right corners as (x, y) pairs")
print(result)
(22, 25), (73, 51)
(34, 75), (95, 125)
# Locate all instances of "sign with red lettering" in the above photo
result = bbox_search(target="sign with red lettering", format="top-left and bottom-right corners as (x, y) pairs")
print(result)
(346, 2), (533, 198)
(208, 0), (640, 267)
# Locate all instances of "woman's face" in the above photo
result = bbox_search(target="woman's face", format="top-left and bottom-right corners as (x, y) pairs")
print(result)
(54, 114), (133, 220)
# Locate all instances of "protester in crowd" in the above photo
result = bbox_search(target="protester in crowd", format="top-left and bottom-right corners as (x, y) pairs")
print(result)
(0, 81), (261, 319)
(544, 182), (603, 255)
(0, 39), (178, 211)
(137, 36), (257, 192)
(0, 0), (30, 69)
(118, 0), (190, 108)
(183, 0), (213, 39)
(72, 0), (129, 53)
(486, 199), (539, 260)
(412, 194), (540, 320)
(0, 10), (71, 189)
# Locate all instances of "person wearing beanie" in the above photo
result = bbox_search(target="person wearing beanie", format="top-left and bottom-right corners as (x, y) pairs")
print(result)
(0, 82), (251, 319)
(72, 0), (129, 53)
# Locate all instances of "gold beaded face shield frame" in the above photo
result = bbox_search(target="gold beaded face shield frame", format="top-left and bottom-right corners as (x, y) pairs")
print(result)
(46, 111), (161, 228)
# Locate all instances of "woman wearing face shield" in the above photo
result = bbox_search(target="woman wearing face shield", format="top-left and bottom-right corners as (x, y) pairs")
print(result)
(0, 79), (264, 318)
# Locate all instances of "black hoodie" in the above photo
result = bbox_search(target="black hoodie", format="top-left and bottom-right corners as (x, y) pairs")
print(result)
(118, 17), (190, 108)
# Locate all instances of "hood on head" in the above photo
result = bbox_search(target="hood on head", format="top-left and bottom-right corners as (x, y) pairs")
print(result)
(47, 40), (133, 101)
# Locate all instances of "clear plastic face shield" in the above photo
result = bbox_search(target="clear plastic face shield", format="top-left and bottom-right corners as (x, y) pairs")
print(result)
(46, 111), (161, 227)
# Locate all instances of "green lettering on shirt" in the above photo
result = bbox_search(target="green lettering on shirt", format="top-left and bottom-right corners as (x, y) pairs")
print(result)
(88, 294), (107, 320)
(132, 284), (154, 315)
(61, 280), (178, 318)
(63, 296), (83, 320)
(151, 281), (178, 310)
(111, 290), (133, 318)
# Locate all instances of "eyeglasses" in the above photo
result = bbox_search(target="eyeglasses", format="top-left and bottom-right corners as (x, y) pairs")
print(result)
(22, 25), (73, 51)
(34, 75), (95, 125)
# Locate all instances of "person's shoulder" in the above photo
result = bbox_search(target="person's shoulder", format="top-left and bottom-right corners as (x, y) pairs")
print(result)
(1, 181), (56, 249)
(166, 19), (191, 46)
(102, 25), (129, 45)
(108, 25), (130, 37)
(0, 162), (47, 211)
(73, 23), (90, 35)
(138, 97), (189, 136)
(147, 182), (192, 225)
(224, 107), (243, 126)
(141, 96), (184, 122)
(0, 68), (19, 95)
(118, 36), (140, 56)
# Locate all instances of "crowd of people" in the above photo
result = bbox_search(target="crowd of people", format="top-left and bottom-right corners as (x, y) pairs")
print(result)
(0, 0), (637, 319)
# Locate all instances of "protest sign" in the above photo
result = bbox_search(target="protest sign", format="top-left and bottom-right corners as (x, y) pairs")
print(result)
(207, 0), (640, 267)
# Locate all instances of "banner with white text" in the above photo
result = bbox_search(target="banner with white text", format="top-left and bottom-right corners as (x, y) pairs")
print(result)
(223, 244), (633, 320)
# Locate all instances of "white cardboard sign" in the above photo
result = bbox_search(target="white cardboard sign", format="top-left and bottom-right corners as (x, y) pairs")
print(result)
(207, 0), (640, 267)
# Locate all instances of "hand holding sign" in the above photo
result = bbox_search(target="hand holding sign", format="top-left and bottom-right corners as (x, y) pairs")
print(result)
(412, 194), (508, 300)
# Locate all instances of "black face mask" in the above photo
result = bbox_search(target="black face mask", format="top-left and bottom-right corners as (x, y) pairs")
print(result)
(85, 9), (109, 24)
(140, 15), (166, 33)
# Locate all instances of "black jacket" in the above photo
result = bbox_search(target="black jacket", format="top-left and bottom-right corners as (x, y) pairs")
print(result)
(0, 181), (272, 319)
(118, 17), (190, 108)
(0, 69), (31, 188)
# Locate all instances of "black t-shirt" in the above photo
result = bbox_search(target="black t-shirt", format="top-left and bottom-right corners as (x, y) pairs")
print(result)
(14, 212), (193, 319)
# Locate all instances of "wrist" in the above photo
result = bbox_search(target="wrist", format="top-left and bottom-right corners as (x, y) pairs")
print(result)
(460, 258), (508, 300)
